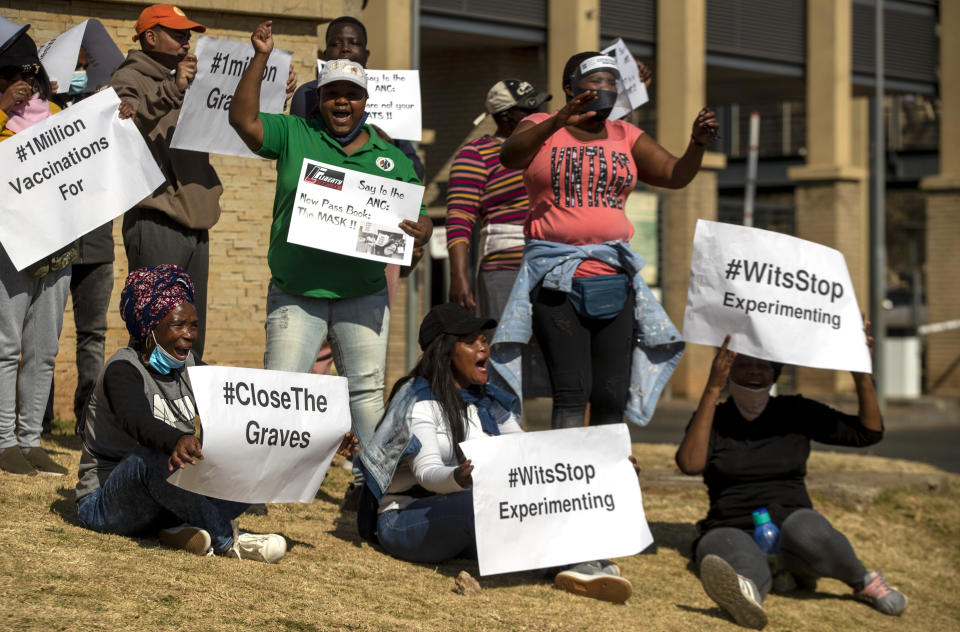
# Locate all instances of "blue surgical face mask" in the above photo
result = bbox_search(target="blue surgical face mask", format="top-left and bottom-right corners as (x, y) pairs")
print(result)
(149, 331), (186, 374)
(69, 70), (88, 95)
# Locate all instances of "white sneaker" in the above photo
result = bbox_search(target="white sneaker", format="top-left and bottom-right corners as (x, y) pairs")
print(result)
(699, 554), (768, 629)
(221, 519), (287, 563)
(158, 525), (212, 556)
(554, 561), (633, 603)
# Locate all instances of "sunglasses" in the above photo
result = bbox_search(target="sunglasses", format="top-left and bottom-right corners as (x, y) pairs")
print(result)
(0, 63), (39, 81)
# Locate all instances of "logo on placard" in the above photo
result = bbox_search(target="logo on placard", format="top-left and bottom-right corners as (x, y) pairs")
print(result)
(375, 156), (394, 172)
(304, 164), (345, 190)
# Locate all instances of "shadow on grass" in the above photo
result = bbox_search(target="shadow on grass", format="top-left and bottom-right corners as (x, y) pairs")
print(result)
(50, 486), (81, 526)
(676, 603), (737, 625)
(44, 431), (83, 453)
(649, 521), (698, 559)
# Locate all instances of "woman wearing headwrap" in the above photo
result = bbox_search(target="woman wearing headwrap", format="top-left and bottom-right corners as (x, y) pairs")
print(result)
(0, 28), (75, 475)
(494, 51), (716, 429)
(75, 264), (288, 562)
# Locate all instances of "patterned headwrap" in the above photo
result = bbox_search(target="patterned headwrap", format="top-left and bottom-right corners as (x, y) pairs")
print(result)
(120, 264), (195, 341)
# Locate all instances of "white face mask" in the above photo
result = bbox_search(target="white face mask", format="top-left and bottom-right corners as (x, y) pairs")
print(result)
(728, 381), (771, 421)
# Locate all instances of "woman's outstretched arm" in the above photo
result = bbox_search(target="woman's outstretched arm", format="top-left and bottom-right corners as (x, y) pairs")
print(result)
(676, 334), (736, 475)
(500, 91), (598, 169)
(632, 108), (718, 189)
(229, 20), (274, 152)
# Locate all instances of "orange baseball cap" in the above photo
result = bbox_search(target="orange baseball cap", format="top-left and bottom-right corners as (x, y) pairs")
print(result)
(132, 5), (206, 41)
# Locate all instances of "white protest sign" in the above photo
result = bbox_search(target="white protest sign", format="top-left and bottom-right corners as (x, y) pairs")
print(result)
(171, 35), (291, 158)
(461, 424), (652, 576)
(318, 60), (422, 141)
(287, 158), (424, 266)
(0, 88), (164, 271)
(168, 366), (351, 504)
(683, 219), (872, 373)
(38, 20), (124, 94)
(601, 38), (649, 121)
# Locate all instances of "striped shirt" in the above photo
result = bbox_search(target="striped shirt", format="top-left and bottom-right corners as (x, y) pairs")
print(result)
(445, 135), (529, 271)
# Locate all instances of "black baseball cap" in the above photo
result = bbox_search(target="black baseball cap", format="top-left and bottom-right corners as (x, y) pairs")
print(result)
(418, 303), (497, 351)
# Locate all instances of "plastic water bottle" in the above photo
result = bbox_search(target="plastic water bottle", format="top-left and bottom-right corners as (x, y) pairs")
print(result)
(752, 508), (780, 554)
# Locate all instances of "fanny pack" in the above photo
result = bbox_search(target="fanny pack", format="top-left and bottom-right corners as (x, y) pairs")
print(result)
(569, 273), (629, 320)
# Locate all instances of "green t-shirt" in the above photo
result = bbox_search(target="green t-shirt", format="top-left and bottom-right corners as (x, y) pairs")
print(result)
(256, 113), (424, 298)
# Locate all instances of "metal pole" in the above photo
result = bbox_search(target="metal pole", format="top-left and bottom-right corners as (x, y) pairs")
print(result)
(405, 0), (422, 370)
(744, 111), (759, 227)
(870, 0), (887, 408)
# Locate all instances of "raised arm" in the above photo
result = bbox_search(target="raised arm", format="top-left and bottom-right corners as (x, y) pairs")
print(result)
(499, 91), (598, 169)
(228, 20), (273, 151)
(632, 108), (718, 189)
(676, 334), (736, 475)
(853, 318), (883, 433)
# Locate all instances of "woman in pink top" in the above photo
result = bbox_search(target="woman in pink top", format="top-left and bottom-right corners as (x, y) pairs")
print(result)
(500, 51), (718, 428)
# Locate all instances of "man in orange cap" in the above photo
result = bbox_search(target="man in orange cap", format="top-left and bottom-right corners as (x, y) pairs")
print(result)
(110, 5), (219, 359)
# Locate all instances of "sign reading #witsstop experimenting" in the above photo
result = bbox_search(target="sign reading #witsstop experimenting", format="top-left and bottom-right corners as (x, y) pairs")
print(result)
(461, 424), (653, 576)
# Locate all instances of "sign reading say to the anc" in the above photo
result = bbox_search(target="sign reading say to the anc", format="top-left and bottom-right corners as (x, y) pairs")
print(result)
(0, 88), (164, 271)
(460, 424), (653, 576)
(683, 219), (872, 373)
(38, 19), (124, 94)
(170, 35), (291, 159)
(286, 158), (424, 266)
(317, 60), (422, 141)
(601, 38), (649, 121)
(167, 366), (350, 504)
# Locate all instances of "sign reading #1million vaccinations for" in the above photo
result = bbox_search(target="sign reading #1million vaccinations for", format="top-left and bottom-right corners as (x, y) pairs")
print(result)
(0, 88), (164, 271)
(286, 158), (425, 266)
(170, 35), (291, 159)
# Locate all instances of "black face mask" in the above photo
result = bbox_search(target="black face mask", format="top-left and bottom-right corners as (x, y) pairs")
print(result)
(571, 86), (618, 122)
(144, 50), (185, 70)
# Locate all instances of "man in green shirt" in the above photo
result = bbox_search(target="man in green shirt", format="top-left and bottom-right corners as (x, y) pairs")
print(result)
(228, 20), (431, 463)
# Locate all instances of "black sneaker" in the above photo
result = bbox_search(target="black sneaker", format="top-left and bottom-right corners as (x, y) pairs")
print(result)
(0, 446), (37, 476)
(23, 447), (68, 476)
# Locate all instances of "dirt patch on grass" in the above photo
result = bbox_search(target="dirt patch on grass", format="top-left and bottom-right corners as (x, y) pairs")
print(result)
(1, 436), (957, 631)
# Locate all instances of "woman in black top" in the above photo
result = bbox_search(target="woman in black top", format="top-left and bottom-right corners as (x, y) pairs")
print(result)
(675, 330), (906, 629)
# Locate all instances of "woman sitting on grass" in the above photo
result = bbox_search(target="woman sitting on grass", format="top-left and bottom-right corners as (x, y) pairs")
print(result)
(358, 303), (635, 603)
(676, 327), (907, 629)
(75, 265), (287, 562)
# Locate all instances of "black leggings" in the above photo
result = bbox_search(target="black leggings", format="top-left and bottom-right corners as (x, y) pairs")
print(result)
(530, 283), (634, 429)
(695, 509), (868, 599)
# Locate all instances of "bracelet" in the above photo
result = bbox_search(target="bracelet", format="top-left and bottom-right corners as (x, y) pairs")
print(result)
(691, 135), (707, 148)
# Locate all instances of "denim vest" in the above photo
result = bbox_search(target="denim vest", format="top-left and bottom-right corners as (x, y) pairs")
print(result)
(489, 239), (684, 426)
(359, 377), (522, 500)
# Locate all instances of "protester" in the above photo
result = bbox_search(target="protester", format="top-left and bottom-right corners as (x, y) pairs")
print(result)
(228, 22), (432, 485)
(111, 4), (220, 359)
(675, 330), (907, 629)
(44, 47), (116, 432)
(291, 15), (424, 380)
(446, 79), (550, 318)
(0, 27), (74, 475)
(358, 303), (637, 603)
(75, 264), (287, 561)
(493, 51), (709, 427)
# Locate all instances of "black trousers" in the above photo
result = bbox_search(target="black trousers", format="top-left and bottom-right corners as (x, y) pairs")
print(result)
(122, 207), (209, 359)
(530, 283), (634, 428)
(695, 508), (868, 599)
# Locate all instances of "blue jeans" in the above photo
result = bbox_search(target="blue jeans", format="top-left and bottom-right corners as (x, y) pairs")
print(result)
(263, 283), (390, 446)
(377, 490), (476, 563)
(76, 447), (249, 553)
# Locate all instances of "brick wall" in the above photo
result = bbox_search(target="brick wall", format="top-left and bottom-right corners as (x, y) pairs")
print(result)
(0, 1), (360, 420)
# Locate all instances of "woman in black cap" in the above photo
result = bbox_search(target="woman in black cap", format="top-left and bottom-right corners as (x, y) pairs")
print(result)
(357, 303), (636, 603)
(0, 28), (75, 475)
